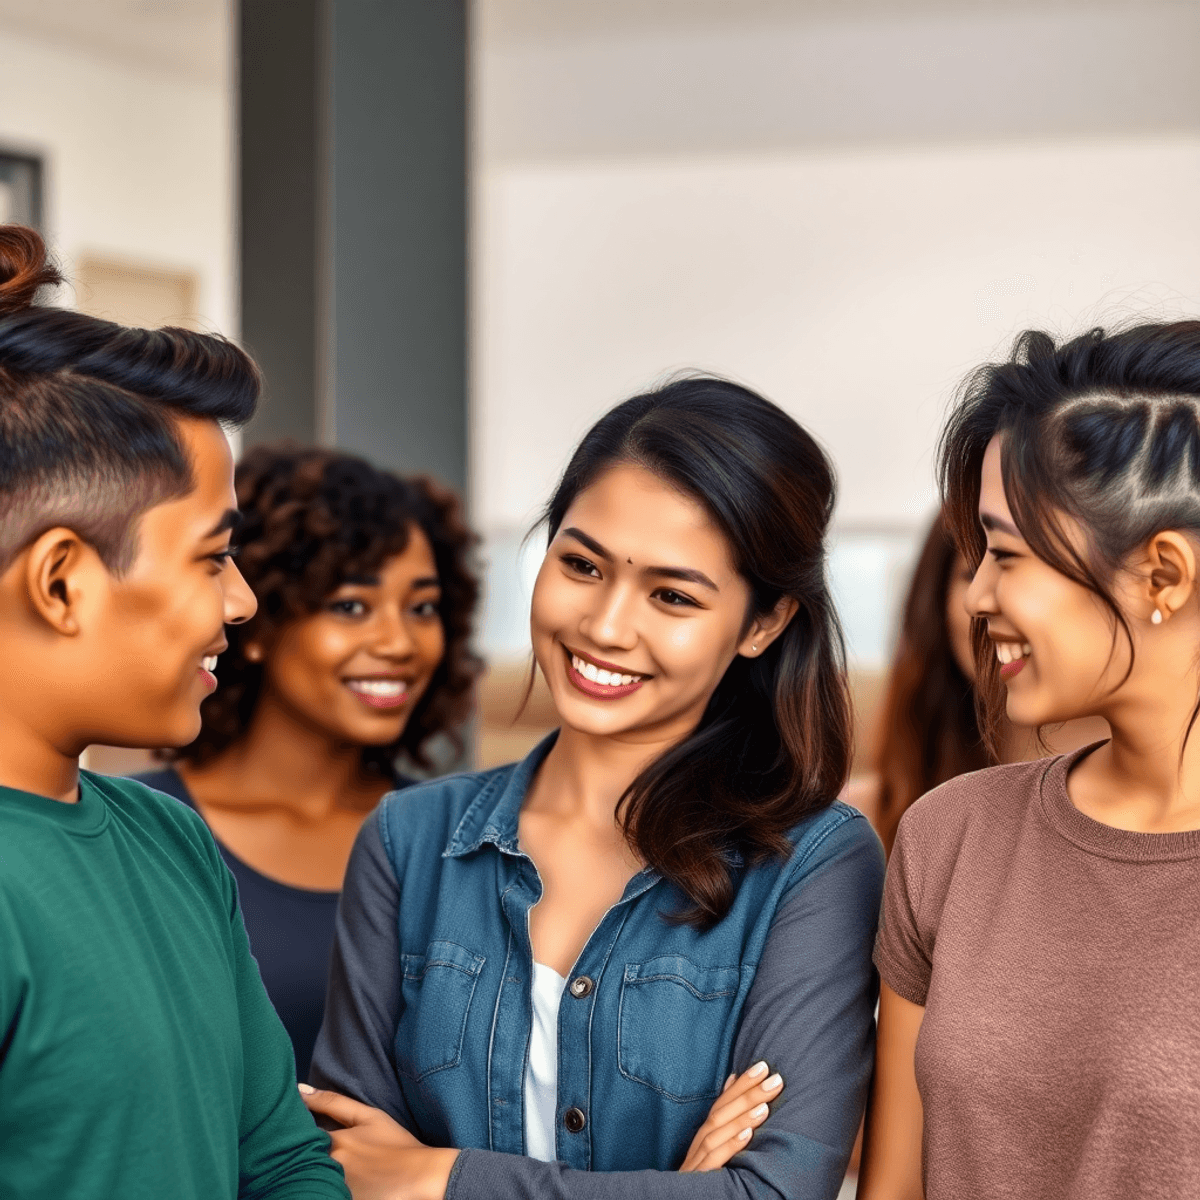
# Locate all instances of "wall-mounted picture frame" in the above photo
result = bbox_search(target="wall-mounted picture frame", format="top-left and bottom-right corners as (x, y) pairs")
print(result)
(0, 151), (44, 229)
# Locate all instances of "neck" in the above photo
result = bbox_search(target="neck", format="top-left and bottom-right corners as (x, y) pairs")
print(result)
(1076, 683), (1200, 832)
(0, 705), (82, 803)
(185, 687), (384, 816)
(531, 721), (688, 827)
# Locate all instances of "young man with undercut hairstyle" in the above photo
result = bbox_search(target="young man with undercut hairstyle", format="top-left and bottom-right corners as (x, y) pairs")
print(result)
(0, 226), (348, 1199)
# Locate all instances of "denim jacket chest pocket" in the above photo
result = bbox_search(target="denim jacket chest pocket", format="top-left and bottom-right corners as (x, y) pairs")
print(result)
(395, 940), (486, 1081)
(616, 955), (746, 1103)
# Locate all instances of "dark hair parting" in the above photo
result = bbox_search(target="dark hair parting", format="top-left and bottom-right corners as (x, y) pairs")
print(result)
(543, 375), (853, 929)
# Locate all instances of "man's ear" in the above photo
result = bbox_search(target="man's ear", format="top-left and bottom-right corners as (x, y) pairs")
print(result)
(738, 595), (800, 658)
(1144, 530), (1197, 623)
(23, 528), (95, 636)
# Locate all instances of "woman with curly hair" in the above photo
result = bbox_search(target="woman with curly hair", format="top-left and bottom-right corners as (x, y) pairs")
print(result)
(139, 443), (481, 1079)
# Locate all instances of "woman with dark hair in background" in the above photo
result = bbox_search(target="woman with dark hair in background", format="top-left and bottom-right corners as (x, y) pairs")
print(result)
(140, 444), (481, 1078)
(861, 321), (1200, 1199)
(301, 376), (884, 1200)
(849, 511), (991, 855)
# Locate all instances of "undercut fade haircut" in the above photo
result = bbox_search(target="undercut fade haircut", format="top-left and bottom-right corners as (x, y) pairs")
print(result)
(0, 224), (260, 574)
(168, 443), (482, 775)
(939, 320), (1200, 754)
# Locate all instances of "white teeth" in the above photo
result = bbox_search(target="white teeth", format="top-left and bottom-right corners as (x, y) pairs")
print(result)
(202, 656), (218, 673)
(994, 642), (1030, 665)
(346, 679), (407, 697)
(571, 654), (638, 687)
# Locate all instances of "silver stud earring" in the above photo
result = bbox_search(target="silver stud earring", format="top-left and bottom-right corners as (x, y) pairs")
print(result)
(1151, 609), (1163, 625)
(752, 644), (759, 652)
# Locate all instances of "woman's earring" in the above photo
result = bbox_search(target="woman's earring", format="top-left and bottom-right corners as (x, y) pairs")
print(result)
(1151, 609), (1163, 626)
(751, 644), (759, 652)
(245, 643), (264, 661)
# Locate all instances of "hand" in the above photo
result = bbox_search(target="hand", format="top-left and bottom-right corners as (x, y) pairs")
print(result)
(678, 1061), (784, 1172)
(299, 1084), (459, 1200)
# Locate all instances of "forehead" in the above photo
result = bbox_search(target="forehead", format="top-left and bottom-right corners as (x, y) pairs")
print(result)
(347, 525), (438, 588)
(979, 436), (1014, 519)
(561, 463), (736, 575)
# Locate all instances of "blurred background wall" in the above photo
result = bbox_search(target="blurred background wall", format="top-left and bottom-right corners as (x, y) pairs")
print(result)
(0, 0), (234, 333)
(1, 0), (1198, 769)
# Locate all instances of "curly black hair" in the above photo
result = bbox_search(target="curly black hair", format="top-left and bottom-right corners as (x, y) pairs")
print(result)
(167, 442), (482, 774)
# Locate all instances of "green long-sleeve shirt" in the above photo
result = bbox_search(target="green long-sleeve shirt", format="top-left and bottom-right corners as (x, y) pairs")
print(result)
(0, 771), (349, 1199)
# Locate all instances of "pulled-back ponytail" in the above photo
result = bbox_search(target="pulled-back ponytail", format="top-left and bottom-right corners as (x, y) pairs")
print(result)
(939, 320), (1200, 753)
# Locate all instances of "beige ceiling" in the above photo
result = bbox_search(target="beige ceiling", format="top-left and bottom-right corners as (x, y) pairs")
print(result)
(0, 0), (228, 83)
(482, 0), (1137, 40)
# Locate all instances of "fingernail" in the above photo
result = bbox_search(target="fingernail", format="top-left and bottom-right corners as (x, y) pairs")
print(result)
(763, 1074), (782, 1091)
(748, 1061), (768, 1077)
(750, 1103), (769, 1119)
(724, 1074), (736, 1089)
(738, 1127), (752, 1141)
(298, 1083), (315, 1094)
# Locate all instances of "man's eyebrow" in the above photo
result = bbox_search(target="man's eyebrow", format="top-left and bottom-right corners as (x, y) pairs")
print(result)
(560, 527), (612, 560)
(980, 512), (1022, 537)
(205, 509), (243, 539)
(645, 565), (718, 592)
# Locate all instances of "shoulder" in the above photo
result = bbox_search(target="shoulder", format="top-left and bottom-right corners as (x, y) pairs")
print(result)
(780, 800), (886, 897)
(892, 756), (1048, 865)
(131, 766), (192, 806)
(84, 771), (222, 867)
(374, 759), (521, 857)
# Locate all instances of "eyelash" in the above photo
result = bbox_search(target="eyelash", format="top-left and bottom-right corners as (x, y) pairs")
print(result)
(209, 548), (238, 567)
(654, 588), (698, 608)
(562, 554), (601, 578)
(561, 555), (699, 608)
(327, 599), (441, 618)
(988, 548), (1015, 562)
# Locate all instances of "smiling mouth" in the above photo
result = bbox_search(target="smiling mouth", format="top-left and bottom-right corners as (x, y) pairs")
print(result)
(345, 679), (410, 710)
(994, 639), (1031, 680)
(563, 646), (650, 699)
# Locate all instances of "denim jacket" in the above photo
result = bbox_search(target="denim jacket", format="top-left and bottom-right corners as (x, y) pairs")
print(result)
(311, 735), (884, 1199)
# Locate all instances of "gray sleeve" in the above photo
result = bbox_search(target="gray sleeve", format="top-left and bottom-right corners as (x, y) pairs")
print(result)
(308, 809), (412, 1128)
(446, 813), (886, 1200)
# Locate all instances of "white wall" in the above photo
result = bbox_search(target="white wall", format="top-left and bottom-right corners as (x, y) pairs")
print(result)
(475, 136), (1200, 534)
(472, 0), (1200, 665)
(0, 13), (234, 335)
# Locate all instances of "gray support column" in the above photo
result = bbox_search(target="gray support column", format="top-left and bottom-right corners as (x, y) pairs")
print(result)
(239, 0), (468, 494)
(239, 0), (323, 445)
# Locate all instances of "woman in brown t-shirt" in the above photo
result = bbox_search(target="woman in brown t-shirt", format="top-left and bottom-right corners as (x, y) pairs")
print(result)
(859, 321), (1200, 1200)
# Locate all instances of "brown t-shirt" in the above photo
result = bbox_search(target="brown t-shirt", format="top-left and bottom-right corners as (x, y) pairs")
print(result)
(874, 745), (1200, 1200)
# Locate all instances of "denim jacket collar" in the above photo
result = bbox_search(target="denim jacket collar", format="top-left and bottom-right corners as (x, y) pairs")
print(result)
(443, 731), (664, 903)
(444, 729), (747, 875)
(443, 732), (558, 859)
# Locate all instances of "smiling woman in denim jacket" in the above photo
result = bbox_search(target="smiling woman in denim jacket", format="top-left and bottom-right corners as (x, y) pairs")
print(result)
(302, 376), (886, 1200)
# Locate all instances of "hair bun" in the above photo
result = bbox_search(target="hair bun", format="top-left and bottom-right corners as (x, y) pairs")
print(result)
(0, 224), (63, 317)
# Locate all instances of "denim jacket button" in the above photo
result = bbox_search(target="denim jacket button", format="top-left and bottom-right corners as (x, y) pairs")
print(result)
(569, 975), (594, 998)
(563, 1107), (587, 1133)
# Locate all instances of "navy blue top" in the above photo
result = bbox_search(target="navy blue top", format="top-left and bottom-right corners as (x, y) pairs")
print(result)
(136, 767), (407, 1081)
(311, 734), (885, 1198)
